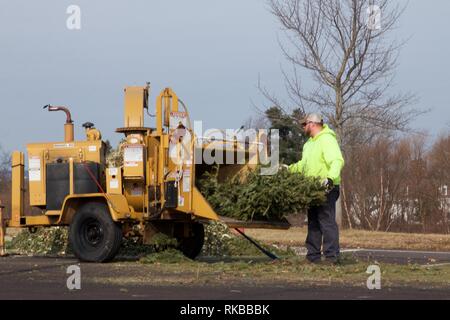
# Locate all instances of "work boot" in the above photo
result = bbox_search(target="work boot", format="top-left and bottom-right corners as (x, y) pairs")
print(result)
(305, 257), (322, 265)
(305, 258), (337, 266)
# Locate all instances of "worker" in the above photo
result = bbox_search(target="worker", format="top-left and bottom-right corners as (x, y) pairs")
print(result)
(289, 113), (344, 264)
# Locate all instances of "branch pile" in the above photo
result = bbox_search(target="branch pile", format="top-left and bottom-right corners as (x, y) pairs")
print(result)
(197, 167), (326, 221)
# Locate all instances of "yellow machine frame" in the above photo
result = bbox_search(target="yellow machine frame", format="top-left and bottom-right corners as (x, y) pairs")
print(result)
(0, 84), (269, 260)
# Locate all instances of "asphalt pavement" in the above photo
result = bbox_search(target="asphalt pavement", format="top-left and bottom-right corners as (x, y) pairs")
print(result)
(0, 250), (449, 300)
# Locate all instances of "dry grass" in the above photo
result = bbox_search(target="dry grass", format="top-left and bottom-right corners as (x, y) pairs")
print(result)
(87, 257), (450, 289)
(245, 227), (450, 252)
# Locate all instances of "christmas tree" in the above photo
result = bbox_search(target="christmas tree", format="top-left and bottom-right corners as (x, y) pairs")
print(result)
(197, 166), (326, 221)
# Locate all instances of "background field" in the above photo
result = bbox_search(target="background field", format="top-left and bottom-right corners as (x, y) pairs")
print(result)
(245, 227), (450, 252)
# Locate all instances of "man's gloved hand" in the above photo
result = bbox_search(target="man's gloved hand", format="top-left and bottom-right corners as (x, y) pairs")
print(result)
(321, 178), (334, 192)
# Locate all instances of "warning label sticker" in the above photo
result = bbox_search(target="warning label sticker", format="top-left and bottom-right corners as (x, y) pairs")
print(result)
(124, 146), (143, 167)
(53, 143), (75, 149)
(29, 157), (41, 182)
(109, 180), (119, 189)
(108, 168), (118, 176)
(182, 170), (191, 193)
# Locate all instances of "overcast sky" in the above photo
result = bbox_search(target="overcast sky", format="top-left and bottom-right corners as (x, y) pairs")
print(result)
(0, 0), (449, 152)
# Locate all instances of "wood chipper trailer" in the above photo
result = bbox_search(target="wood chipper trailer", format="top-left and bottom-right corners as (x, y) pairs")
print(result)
(0, 84), (289, 262)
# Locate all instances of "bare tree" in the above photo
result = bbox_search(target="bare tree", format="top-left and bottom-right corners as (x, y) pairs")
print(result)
(342, 135), (408, 231)
(342, 135), (429, 232)
(268, 0), (420, 145)
(266, 0), (424, 226)
(341, 133), (450, 234)
(428, 134), (450, 233)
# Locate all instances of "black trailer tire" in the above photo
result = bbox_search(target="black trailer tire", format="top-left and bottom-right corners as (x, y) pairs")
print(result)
(177, 223), (205, 260)
(69, 202), (122, 262)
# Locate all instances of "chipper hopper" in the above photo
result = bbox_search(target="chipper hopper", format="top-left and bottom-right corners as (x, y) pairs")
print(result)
(0, 84), (288, 262)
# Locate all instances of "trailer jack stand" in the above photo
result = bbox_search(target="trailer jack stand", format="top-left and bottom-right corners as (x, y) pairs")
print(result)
(0, 205), (6, 257)
(234, 228), (278, 260)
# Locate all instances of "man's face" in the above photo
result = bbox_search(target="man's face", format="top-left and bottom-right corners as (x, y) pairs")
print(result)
(302, 121), (313, 137)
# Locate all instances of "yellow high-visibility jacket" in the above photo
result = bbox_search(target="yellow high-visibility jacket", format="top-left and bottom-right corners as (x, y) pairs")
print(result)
(289, 124), (344, 185)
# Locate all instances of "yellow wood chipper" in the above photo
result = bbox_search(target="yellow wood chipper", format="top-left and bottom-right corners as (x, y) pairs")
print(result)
(0, 84), (284, 262)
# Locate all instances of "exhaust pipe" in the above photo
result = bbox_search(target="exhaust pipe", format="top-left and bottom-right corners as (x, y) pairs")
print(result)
(43, 105), (74, 142)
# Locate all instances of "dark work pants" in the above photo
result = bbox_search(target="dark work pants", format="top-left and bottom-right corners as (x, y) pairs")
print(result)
(305, 186), (340, 262)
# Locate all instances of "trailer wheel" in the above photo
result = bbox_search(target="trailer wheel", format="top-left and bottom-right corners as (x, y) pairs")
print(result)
(177, 223), (204, 260)
(69, 202), (122, 262)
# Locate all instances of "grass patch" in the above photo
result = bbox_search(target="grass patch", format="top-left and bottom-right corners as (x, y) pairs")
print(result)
(140, 249), (192, 264)
(245, 227), (450, 252)
(88, 255), (450, 289)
